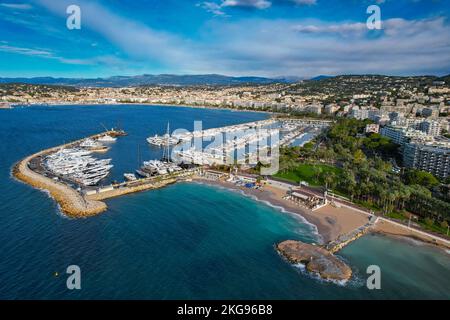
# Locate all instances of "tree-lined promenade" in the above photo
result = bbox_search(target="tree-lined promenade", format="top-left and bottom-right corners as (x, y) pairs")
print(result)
(274, 118), (450, 236)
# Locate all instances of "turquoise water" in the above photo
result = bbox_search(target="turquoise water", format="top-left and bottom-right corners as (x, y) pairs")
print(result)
(0, 105), (449, 299)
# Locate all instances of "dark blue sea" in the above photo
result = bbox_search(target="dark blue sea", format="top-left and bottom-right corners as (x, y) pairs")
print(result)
(0, 104), (449, 299)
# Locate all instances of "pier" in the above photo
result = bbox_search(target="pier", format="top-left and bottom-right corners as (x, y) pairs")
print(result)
(325, 216), (377, 253)
(85, 169), (197, 201)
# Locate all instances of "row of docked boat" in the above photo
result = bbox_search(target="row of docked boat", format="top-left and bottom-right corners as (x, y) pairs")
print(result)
(44, 148), (113, 186)
(135, 160), (182, 178)
(79, 138), (109, 152)
(146, 134), (180, 147)
(173, 149), (217, 166)
(171, 119), (276, 142)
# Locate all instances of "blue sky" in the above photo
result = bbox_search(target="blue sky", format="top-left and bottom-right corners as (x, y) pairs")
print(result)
(0, 0), (449, 78)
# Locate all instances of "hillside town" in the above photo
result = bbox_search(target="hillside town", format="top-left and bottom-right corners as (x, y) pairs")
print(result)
(1, 75), (449, 181)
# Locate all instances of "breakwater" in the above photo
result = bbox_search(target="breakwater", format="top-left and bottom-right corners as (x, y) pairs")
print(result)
(12, 129), (195, 218)
(12, 131), (120, 217)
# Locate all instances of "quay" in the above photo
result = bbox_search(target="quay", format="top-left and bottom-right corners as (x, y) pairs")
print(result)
(85, 169), (197, 201)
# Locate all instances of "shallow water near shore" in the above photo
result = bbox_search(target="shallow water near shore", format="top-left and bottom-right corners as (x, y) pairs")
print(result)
(0, 104), (449, 299)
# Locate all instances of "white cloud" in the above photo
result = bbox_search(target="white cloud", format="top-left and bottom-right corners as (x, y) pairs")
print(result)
(34, 0), (450, 77)
(221, 0), (271, 9)
(0, 43), (121, 66)
(37, 0), (197, 66)
(197, 2), (227, 16)
(290, 0), (317, 5)
(0, 44), (53, 57)
(293, 22), (367, 35)
(0, 3), (32, 10)
(199, 0), (316, 15)
(199, 17), (450, 77)
(198, 0), (271, 16)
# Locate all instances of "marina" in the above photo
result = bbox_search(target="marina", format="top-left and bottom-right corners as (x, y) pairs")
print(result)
(12, 118), (324, 217)
(173, 119), (326, 166)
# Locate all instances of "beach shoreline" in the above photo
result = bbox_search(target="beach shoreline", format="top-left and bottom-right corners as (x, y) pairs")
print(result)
(192, 177), (369, 244)
(192, 177), (450, 251)
(11, 101), (277, 116)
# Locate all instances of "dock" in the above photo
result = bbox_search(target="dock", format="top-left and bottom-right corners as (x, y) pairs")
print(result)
(325, 216), (377, 253)
(85, 169), (197, 201)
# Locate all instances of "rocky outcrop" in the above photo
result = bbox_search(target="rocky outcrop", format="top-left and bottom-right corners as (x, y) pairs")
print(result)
(277, 240), (352, 282)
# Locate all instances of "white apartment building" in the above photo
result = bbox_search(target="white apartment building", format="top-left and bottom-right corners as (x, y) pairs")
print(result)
(365, 124), (380, 134)
(420, 120), (442, 137)
(380, 125), (430, 146)
(403, 142), (450, 179)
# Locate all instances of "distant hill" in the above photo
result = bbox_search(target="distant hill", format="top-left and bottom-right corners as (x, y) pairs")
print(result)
(0, 74), (296, 87)
(310, 75), (334, 81)
(437, 74), (450, 85)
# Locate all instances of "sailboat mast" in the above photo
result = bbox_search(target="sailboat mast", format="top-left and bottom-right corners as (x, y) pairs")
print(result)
(137, 144), (141, 166)
(166, 122), (170, 162)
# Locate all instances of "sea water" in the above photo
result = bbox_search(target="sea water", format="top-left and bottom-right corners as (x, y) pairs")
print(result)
(0, 104), (449, 299)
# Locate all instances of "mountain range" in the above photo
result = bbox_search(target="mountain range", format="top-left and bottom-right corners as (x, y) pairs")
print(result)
(0, 74), (301, 87)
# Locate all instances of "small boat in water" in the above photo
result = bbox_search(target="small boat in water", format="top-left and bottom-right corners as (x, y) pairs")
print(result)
(97, 135), (117, 142)
(124, 173), (137, 181)
(147, 122), (179, 147)
(79, 138), (109, 152)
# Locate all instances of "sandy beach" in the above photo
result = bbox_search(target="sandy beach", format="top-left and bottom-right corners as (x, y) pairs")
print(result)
(373, 219), (450, 249)
(193, 177), (450, 250)
(193, 178), (371, 244)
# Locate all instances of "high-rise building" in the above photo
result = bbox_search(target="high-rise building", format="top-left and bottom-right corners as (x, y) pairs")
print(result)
(419, 120), (442, 137)
(380, 125), (430, 146)
(403, 142), (450, 179)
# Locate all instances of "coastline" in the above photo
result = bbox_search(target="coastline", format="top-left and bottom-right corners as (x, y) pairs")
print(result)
(193, 177), (450, 251)
(192, 177), (368, 244)
(372, 219), (450, 250)
(11, 101), (277, 115)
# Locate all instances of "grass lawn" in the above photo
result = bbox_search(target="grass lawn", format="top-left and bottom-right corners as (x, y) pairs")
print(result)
(418, 220), (449, 236)
(385, 212), (408, 221)
(274, 163), (342, 186)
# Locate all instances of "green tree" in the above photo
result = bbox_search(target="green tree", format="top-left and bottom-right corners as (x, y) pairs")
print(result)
(403, 169), (439, 189)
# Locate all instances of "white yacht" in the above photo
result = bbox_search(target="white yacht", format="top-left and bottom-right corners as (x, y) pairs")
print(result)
(124, 173), (137, 181)
(44, 148), (113, 186)
(97, 135), (117, 142)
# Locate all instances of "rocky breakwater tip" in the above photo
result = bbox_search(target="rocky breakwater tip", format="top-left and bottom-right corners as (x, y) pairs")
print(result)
(276, 240), (352, 282)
